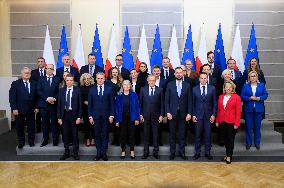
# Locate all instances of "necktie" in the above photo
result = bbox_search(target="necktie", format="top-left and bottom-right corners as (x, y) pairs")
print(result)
(66, 67), (69, 72)
(177, 83), (181, 97)
(89, 65), (93, 75)
(151, 87), (154, 96)
(66, 89), (71, 109)
(165, 70), (169, 79)
(24, 81), (29, 93)
(99, 86), (103, 96)
(47, 77), (51, 86)
(202, 86), (206, 98)
(40, 69), (43, 77)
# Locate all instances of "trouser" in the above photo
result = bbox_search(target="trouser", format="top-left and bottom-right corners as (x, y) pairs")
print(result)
(41, 107), (58, 142)
(120, 112), (135, 151)
(94, 116), (109, 157)
(245, 110), (263, 145)
(82, 111), (95, 139)
(62, 110), (79, 154)
(168, 110), (186, 155)
(220, 122), (237, 158)
(15, 112), (35, 145)
(143, 115), (159, 155)
(194, 117), (211, 155)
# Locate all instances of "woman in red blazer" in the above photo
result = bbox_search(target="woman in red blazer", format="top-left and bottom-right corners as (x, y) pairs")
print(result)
(216, 81), (241, 164)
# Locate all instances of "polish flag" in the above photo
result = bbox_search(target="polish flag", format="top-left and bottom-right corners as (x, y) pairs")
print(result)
(105, 24), (118, 78)
(43, 25), (56, 69)
(135, 25), (150, 72)
(195, 24), (208, 73)
(73, 25), (85, 71)
(231, 24), (245, 73)
(168, 25), (181, 69)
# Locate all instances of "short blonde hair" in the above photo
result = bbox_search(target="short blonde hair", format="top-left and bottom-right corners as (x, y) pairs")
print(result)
(248, 70), (259, 83)
(223, 80), (236, 94)
(80, 73), (94, 86)
(119, 80), (133, 94)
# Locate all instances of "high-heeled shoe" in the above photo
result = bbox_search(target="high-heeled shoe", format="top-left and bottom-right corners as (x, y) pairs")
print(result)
(121, 151), (126, 159)
(226, 157), (231, 164)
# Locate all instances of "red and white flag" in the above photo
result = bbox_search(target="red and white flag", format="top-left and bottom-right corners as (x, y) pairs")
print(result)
(43, 25), (56, 69)
(231, 24), (245, 73)
(73, 25), (85, 71)
(105, 24), (118, 78)
(195, 24), (207, 73)
(168, 25), (181, 69)
(135, 25), (150, 72)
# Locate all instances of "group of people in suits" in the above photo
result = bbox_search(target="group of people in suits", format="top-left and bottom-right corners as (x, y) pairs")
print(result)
(9, 51), (268, 163)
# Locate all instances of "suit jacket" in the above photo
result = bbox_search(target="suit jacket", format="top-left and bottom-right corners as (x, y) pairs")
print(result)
(241, 83), (268, 113)
(139, 86), (164, 119)
(9, 79), (37, 114)
(165, 80), (192, 117)
(195, 75), (217, 87)
(31, 68), (46, 82)
(161, 68), (175, 81)
(88, 84), (114, 119)
(80, 64), (104, 78)
(108, 67), (130, 81)
(192, 84), (217, 120)
(37, 75), (60, 109)
(57, 86), (82, 119)
(242, 69), (266, 87)
(233, 70), (243, 95)
(216, 93), (241, 127)
(56, 66), (79, 82)
(115, 91), (140, 123)
(211, 63), (222, 80)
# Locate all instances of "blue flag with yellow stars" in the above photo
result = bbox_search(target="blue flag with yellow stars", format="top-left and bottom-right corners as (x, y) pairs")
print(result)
(150, 24), (163, 70)
(214, 23), (227, 71)
(122, 26), (134, 70)
(91, 24), (104, 69)
(182, 24), (195, 70)
(244, 23), (259, 69)
(57, 25), (68, 68)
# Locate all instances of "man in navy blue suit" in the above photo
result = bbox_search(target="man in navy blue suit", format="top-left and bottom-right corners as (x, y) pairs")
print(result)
(88, 72), (115, 161)
(9, 67), (38, 148)
(152, 65), (167, 90)
(80, 53), (103, 79)
(57, 74), (82, 160)
(165, 67), (192, 160)
(207, 51), (222, 81)
(56, 54), (79, 82)
(37, 64), (61, 147)
(140, 75), (164, 159)
(108, 54), (130, 81)
(160, 57), (175, 82)
(192, 72), (217, 160)
(226, 58), (242, 94)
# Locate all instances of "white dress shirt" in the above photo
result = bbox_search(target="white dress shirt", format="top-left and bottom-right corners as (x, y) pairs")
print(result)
(223, 95), (231, 109)
(200, 83), (208, 96)
(176, 80), (182, 96)
(64, 66), (71, 72)
(23, 80), (30, 93)
(155, 77), (160, 87)
(149, 86), (155, 96)
(97, 84), (104, 95)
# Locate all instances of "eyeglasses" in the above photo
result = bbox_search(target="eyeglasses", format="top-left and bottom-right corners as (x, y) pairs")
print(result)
(46, 68), (54, 70)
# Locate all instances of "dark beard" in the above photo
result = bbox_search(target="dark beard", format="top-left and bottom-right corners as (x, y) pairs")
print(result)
(176, 77), (183, 81)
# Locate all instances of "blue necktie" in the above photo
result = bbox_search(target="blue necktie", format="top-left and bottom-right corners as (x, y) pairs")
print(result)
(40, 69), (43, 77)
(47, 77), (51, 86)
(89, 65), (93, 75)
(66, 89), (71, 109)
(99, 86), (103, 96)
(177, 83), (181, 97)
(202, 86), (206, 98)
(24, 81), (29, 93)
(151, 87), (154, 96)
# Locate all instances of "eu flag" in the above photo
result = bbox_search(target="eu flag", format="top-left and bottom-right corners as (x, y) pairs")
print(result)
(57, 25), (68, 68)
(244, 23), (259, 69)
(214, 23), (226, 71)
(182, 25), (195, 70)
(122, 26), (134, 70)
(150, 24), (163, 70)
(91, 24), (104, 69)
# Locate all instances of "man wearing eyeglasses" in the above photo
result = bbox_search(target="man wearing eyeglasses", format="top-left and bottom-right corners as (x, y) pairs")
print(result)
(80, 53), (103, 79)
(108, 54), (130, 80)
(37, 64), (61, 147)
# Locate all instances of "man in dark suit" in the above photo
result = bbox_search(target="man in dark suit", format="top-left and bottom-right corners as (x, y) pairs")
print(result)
(140, 75), (164, 159)
(37, 64), (61, 147)
(226, 58), (242, 94)
(207, 51), (222, 81)
(196, 64), (217, 87)
(192, 72), (217, 160)
(31, 57), (46, 133)
(152, 65), (167, 90)
(9, 67), (38, 148)
(108, 54), (130, 80)
(165, 67), (192, 160)
(88, 72), (115, 161)
(57, 74), (82, 160)
(80, 53), (104, 79)
(160, 57), (175, 81)
(56, 54), (79, 82)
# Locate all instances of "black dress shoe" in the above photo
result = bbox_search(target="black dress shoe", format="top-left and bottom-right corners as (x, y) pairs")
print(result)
(153, 154), (159, 159)
(53, 140), (58, 146)
(29, 143), (35, 147)
(179, 154), (188, 160)
(93, 155), (101, 161)
(102, 155), (108, 161)
(131, 155), (135, 160)
(221, 156), (227, 162)
(246, 145), (251, 150)
(205, 154), (213, 160)
(18, 143), (24, 149)
(255, 144), (260, 150)
(60, 153), (70, 160)
(193, 153), (200, 160)
(142, 154), (149, 159)
(169, 154), (175, 160)
(40, 140), (48, 147)
(74, 154), (80, 160)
